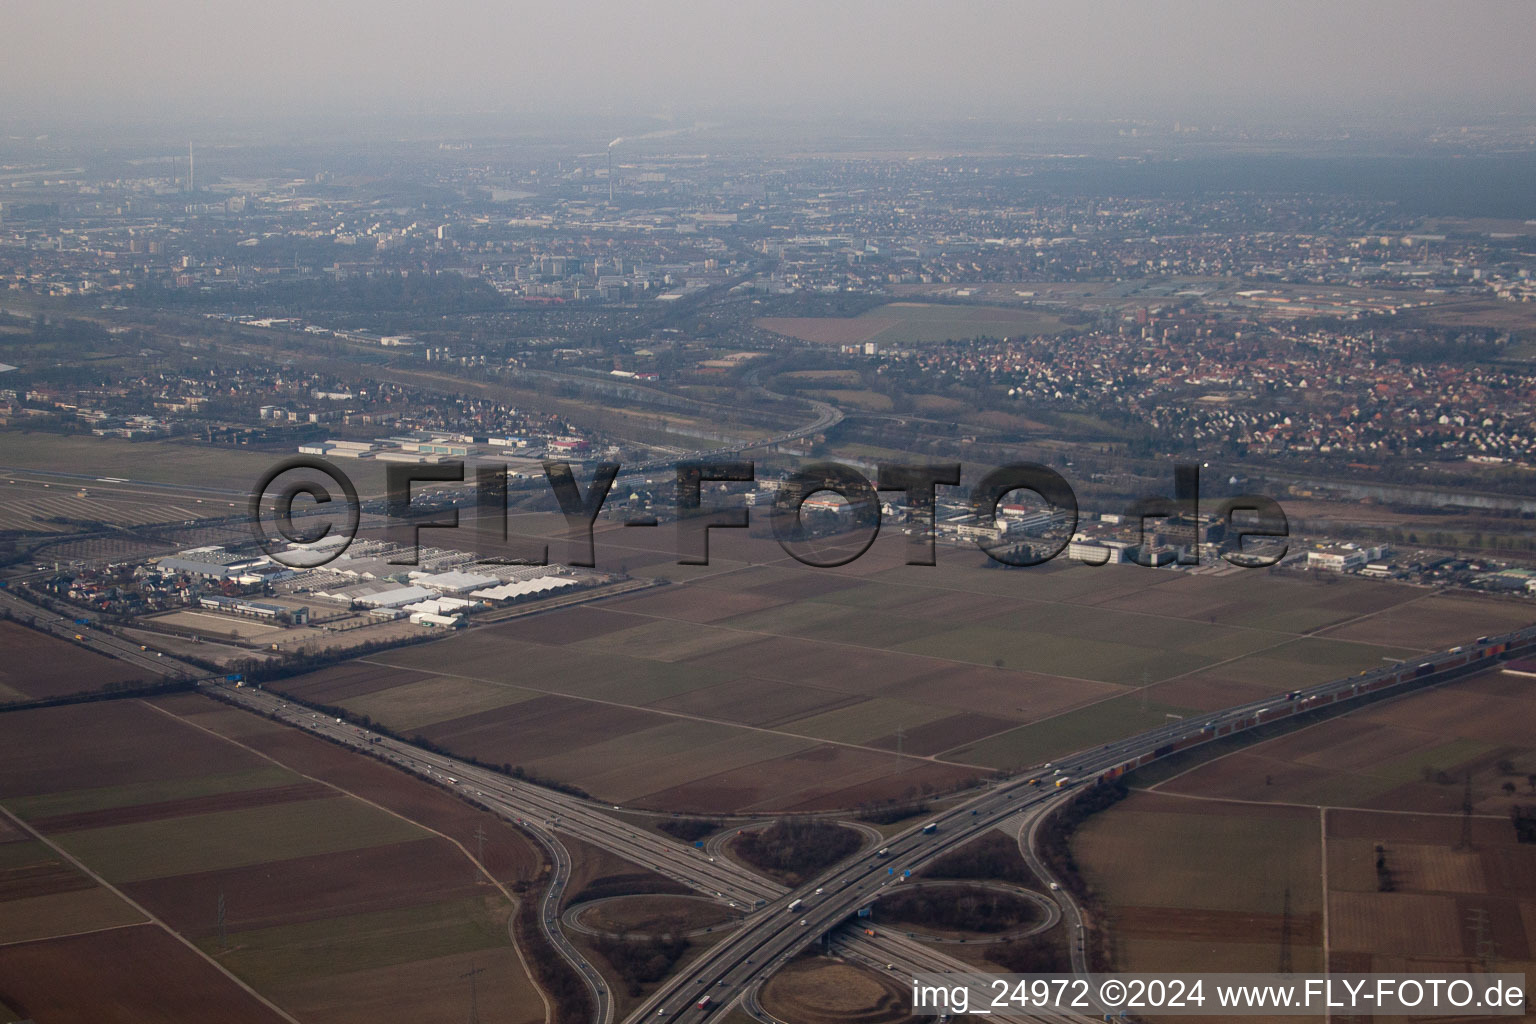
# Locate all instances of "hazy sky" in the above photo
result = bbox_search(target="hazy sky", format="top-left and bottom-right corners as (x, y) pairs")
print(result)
(5, 1), (1534, 127)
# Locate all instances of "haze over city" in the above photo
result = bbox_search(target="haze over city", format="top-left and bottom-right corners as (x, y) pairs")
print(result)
(5, 1), (1536, 129)
(0, 4), (1533, 1024)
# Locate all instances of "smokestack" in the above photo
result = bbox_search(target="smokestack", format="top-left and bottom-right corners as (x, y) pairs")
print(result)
(188, 142), (195, 193)
(607, 137), (623, 205)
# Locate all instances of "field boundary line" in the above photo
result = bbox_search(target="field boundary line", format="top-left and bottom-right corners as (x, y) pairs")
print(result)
(1321, 805), (1331, 1024)
(137, 698), (555, 1024)
(0, 802), (305, 1024)
(0, 919), (148, 949)
(930, 590), (1446, 765)
(354, 656), (995, 772)
(1127, 787), (1510, 820)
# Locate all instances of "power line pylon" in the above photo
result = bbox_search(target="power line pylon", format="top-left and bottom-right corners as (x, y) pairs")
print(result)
(473, 824), (488, 884)
(1457, 772), (1475, 851)
(1278, 886), (1293, 974)
(462, 962), (486, 1024)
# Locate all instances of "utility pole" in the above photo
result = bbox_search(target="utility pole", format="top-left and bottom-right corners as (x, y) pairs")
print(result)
(1277, 887), (1293, 974)
(462, 963), (485, 1024)
(1458, 772), (1475, 851)
(1467, 908), (1497, 971)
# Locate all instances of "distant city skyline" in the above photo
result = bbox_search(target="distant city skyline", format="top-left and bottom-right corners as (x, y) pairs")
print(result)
(3, 1), (1535, 130)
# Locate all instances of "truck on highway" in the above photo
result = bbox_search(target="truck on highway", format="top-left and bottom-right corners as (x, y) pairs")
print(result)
(696, 997), (712, 1012)
(787, 898), (803, 913)
(1054, 777), (1070, 788)
(921, 822), (938, 834)
(876, 847), (889, 857)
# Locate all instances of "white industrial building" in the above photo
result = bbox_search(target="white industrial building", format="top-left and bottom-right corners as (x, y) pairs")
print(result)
(470, 577), (578, 602)
(354, 585), (435, 609)
(409, 570), (500, 594)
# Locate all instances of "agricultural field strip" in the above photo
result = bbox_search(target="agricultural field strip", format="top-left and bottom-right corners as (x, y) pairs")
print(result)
(133, 699), (558, 1020)
(1142, 681), (1529, 805)
(216, 683), (787, 908)
(930, 588), (1446, 761)
(587, 601), (1145, 692)
(136, 699), (523, 898)
(4, 764), (299, 821)
(372, 582), (1430, 769)
(0, 918), (146, 950)
(215, 685), (971, 999)
(345, 567), (1451, 786)
(210, 687), (990, 1008)
(0, 802), (302, 1024)
(355, 655), (994, 770)
(510, 530), (1438, 658)
(234, 631), (1525, 1024)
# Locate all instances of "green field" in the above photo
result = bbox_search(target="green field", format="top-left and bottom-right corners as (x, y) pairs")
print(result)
(860, 302), (1070, 345)
(0, 432), (291, 492)
(1075, 800), (1322, 914)
(785, 697), (953, 745)
(573, 618), (765, 662)
(56, 796), (429, 883)
(210, 897), (510, 989)
(757, 301), (1071, 348)
(5, 766), (301, 821)
(941, 693), (1201, 768)
(345, 676), (543, 732)
(281, 546), (1532, 809)
(896, 625), (1217, 683)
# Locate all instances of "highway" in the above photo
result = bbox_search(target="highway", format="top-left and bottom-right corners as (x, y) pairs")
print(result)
(519, 819), (614, 1024)
(6, 570), (1531, 1024)
(208, 684), (1076, 1020)
(214, 683), (785, 906)
(0, 582), (194, 680)
(629, 626), (1536, 1024)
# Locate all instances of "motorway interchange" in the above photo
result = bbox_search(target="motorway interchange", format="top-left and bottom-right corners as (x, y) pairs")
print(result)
(205, 621), (1536, 1024)
(8, 564), (1529, 1024)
